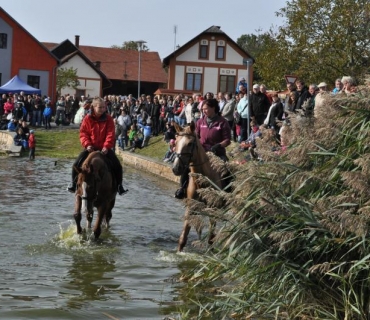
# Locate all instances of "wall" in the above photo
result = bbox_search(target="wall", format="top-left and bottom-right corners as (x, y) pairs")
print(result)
(116, 149), (180, 183)
(0, 130), (22, 156)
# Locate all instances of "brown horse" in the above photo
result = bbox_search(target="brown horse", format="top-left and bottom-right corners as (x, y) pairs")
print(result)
(172, 122), (224, 252)
(73, 151), (117, 239)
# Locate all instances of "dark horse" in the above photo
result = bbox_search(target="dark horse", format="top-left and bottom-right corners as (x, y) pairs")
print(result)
(73, 151), (117, 239)
(172, 122), (224, 252)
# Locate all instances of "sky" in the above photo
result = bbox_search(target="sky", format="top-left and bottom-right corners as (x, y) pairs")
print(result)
(0, 0), (287, 59)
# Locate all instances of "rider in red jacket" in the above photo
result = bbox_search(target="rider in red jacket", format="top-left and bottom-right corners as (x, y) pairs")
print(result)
(67, 96), (128, 195)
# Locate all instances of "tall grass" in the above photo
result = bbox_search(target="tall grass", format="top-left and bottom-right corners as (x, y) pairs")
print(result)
(178, 89), (370, 319)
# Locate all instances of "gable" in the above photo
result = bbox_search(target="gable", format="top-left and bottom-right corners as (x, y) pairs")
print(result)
(163, 25), (254, 66)
(60, 55), (100, 79)
(0, 7), (58, 63)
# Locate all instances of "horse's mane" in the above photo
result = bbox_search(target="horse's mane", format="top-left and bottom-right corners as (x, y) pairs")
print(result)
(81, 151), (106, 174)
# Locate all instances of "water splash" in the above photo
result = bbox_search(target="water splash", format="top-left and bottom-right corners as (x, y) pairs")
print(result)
(155, 250), (203, 263)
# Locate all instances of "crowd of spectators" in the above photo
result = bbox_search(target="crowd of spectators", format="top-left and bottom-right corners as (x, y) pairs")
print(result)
(0, 75), (359, 161)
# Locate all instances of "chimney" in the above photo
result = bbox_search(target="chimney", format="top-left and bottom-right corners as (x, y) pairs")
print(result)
(95, 61), (101, 69)
(75, 35), (80, 48)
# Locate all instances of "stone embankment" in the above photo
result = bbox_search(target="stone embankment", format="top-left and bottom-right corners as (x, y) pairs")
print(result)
(116, 149), (179, 183)
(0, 131), (22, 156)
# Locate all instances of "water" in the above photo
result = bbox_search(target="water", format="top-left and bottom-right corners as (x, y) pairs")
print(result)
(0, 157), (198, 319)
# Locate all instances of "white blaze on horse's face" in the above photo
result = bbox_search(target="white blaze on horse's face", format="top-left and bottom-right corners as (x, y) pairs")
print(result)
(81, 181), (89, 214)
(172, 133), (195, 176)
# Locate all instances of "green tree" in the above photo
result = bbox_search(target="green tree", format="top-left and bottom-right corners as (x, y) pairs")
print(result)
(111, 41), (149, 51)
(56, 67), (80, 96)
(237, 31), (283, 87)
(257, 0), (370, 89)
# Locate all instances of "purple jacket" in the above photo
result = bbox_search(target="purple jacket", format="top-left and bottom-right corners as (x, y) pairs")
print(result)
(195, 115), (231, 157)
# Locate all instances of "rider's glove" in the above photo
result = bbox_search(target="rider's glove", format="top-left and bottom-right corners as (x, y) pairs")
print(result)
(210, 143), (221, 153)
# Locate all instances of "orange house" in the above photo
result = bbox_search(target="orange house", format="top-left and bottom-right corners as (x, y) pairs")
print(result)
(0, 7), (59, 100)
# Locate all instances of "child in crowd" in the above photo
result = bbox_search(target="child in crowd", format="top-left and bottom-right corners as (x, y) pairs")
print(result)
(128, 124), (138, 147)
(28, 130), (36, 160)
(43, 101), (52, 129)
(239, 121), (262, 151)
(163, 139), (176, 163)
(128, 134), (143, 153)
(138, 119), (152, 148)
(13, 127), (24, 146)
(164, 121), (176, 143)
(7, 118), (17, 132)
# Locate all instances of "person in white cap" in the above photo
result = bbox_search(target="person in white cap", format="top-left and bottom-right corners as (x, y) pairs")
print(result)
(317, 82), (328, 92)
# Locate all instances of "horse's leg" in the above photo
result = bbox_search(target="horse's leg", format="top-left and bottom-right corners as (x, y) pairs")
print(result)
(105, 198), (115, 228)
(73, 196), (82, 234)
(178, 208), (192, 252)
(178, 180), (197, 252)
(93, 205), (107, 239)
(82, 199), (94, 229)
(195, 225), (202, 240)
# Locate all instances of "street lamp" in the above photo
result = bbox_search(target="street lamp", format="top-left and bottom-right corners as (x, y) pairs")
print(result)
(242, 58), (253, 136)
(136, 40), (146, 98)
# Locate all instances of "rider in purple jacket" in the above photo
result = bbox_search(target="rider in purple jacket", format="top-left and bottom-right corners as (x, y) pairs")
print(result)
(195, 98), (231, 161)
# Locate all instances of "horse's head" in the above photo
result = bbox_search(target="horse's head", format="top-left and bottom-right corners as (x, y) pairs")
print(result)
(172, 122), (198, 176)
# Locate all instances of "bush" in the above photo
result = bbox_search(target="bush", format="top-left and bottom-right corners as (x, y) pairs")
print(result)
(179, 88), (370, 319)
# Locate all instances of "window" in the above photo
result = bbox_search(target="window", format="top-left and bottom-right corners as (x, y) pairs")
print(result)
(75, 89), (85, 98)
(219, 75), (235, 93)
(199, 39), (209, 59)
(27, 75), (40, 89)
(0, 33), (7, 49)
(216, 46), (225, 60)
(186, 73), (202, 91)
(199, 45), (208, 59)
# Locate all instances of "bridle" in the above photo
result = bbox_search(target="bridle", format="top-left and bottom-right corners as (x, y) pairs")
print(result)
(174, 132), (209, 168)
(79, 174), (98, 202)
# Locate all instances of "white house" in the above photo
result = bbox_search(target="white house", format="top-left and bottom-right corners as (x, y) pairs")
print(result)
(162, 25), (254, 96)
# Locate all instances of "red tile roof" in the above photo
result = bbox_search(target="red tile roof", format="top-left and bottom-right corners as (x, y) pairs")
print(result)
(43, 42), (167, 84)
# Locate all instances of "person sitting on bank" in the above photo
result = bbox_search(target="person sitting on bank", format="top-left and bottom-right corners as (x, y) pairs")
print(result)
(67, 96), (128, 195)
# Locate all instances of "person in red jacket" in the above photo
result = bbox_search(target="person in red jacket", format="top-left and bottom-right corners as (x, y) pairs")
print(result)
(67, 96), (128, 195)
(28, 129), (36, 160)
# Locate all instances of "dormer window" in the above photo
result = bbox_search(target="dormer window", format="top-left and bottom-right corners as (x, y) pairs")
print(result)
(199, 39), (209, 59)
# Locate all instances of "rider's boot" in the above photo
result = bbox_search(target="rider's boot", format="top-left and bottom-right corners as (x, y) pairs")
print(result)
(67, 170), (78, 193)
(118, 184), (128, 195)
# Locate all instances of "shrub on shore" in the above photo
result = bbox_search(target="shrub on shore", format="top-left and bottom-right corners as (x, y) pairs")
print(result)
(180, 88), (370, 320)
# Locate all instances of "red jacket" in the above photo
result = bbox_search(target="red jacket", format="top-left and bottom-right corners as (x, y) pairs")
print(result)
(80, 111), (115, 150)
(28, 133), (36, 148)
(4, 101), (14, 114)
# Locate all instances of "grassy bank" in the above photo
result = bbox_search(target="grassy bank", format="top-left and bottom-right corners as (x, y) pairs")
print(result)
(29, 128), (82, 158)
(30, 128), (169, 160)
